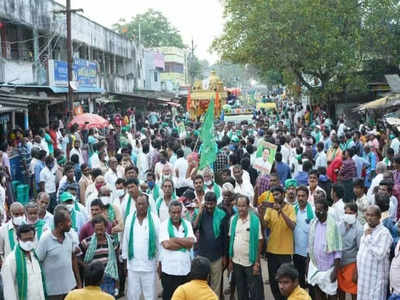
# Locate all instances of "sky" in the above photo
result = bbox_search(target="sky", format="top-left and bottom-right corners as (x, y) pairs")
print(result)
(63, 0), (225, 63)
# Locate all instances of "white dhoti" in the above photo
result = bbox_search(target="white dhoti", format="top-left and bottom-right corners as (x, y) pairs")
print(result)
(307, 260), (337, 296)
(127, 270), (157, 300)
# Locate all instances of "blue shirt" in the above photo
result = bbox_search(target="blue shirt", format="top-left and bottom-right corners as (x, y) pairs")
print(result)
(352, 155), (369, 178)
(294, 207), (311, 257)
(295, 171), (308, 186)
(34, 161), (45, 189)
(276, 162), (291, 185)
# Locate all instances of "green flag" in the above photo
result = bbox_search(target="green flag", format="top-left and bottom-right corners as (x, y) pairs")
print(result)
(199, 99), (217, 170)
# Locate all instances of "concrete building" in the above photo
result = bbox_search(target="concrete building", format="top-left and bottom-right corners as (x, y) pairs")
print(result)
(144, 49), (165, 91)
(155, 47), (189, 92)
(0, 0), (148, 132)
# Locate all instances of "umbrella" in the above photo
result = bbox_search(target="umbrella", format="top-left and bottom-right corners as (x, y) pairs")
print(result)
(68, 113), (109, 129)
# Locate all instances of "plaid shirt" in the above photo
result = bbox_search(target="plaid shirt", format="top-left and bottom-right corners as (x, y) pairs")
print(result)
(214, 151), (228, 173)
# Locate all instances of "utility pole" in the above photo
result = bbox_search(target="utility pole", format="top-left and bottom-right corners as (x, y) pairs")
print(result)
(54, 1), (83, 121)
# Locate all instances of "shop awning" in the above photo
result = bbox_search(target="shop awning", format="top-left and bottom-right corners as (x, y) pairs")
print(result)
(49, 86), (105, 94)
(96, 97), (121, 104)
(0, 96), (30, 108)
(354, 95), (400, 111)
(167, 101), (180, 107)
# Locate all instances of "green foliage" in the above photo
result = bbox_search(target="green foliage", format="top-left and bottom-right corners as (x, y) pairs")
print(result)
(113, 9), (185, 48)
(213, 0), (400, 103)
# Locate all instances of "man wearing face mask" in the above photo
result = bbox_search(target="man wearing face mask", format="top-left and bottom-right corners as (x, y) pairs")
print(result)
(114, 178), (126, 206)
(0, 202), (25, 262)
(357, 205), (392, 300)
(203, 168), (222, 204)
(59, 192), (86, 234)
(39, 155), (57, 213)
(307, 196), (342, 299)
(24, 202), (49, 242)
(1, 224), (46, 300)
(337, 202), (363, 300)
(98, 186), (123, 236)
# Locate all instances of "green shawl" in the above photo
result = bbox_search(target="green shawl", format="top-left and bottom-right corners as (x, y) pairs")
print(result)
(8, 227), (16, 251)
(124, 195), (133, 222)
(34, 220), (46, 241)
(168, 218), (188, 252)
(15, 245), (47, 300)
(309, 215), (343, 266)
(70, 208), (77, 231)
(83, 233), (119, 280)
(128, 208), (157, 260)
(294, 203), (314, 222)
(156, 194), (176, 217)
(194, 207), (226, 238)
(228, 212), (260, 265)
(204, 183), (221, 200)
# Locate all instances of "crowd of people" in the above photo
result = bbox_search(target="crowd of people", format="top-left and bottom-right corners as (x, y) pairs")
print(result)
(0, 101), (399, 300)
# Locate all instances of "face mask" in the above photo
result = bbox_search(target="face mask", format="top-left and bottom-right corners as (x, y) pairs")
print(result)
(116, 189), (125, 198)
(205, 180), (213, 186)
(65, 204), (74, 211)
(343, 214), (356, 225)
(19, 241), (34, 252)
(100, 196), (111, 206)
(95, 183), (103, 191)
(12, 216), (25, 226)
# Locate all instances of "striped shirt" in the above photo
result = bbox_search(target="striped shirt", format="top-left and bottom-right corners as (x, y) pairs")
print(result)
(79, 235), (118, 267)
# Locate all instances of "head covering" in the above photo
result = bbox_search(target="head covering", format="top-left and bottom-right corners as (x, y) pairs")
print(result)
(60, 192), (74, 203)
(162, 122), (168, 128)
(193, 130), (200, 136)
(231, 135), (239, 143)
(222, 182), (235, 193)
(285, 179), (297, 189)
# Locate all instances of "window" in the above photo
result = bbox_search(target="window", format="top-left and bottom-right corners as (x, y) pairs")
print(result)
(154, 71), (158, 82)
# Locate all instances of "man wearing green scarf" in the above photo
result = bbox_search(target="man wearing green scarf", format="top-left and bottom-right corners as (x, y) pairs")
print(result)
(122, 194), (160, 300)
(264, 185), (296, 300)
(0, 202), (25, 260)
(59, 192), (86, 234)
(192, 192), (228, 296)
(203, 168), (222, 204)
(293, 186), (314, 289)
(284, 179), (298, 206)
(159, 200), (196, 300)
(228, 195), (264, 300)
(2, 224), (46, 300)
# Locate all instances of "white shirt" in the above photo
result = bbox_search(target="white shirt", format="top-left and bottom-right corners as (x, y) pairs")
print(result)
(89, 152), (101, 169)
(174, 157), (188, 189)
(69, 148), (84, 165)
(280, 144), (290, 165)
(367, 173), (384, 198)
(40, 138), (49, 155)
(391, 138), (400, 155)
(1, 248), (46, 300)
(156, 198), (171, 223)
(104, 169), (118, 189)
(0, 185), (5, 213)
(234, 180), (255, 204)
(159, 218), (196, 276)
(0, 221), (16, 258)
(42, 211), (54, 229)
(39, 167), (56, 193)
(329, 199), (345, 223)
(315, 151), (327, 169)
(122, 212), (160, 272)
(137, 152), (149, 182)
(338, 123), (346, 137)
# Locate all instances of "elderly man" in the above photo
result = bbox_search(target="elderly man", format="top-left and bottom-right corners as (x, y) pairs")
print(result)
(97, 186), (123, 236)
(24, 201), (49, 241)
(159, 200), (196, 300)
(36, 192), (54, 228)
(203, 168), (222, 204)
(307, 196), (342, 299)
(0, 202), (25, 262)
(122, 193), (160, 300)
(367, 161), (386, 198)
(156, 179), (177, 223)
(357, 205), (392, 300)
(229, 195), (264, 300)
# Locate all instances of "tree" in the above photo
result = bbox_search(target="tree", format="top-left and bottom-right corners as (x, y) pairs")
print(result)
(113, 9), (185, 48)
(213, 0), (400, 103)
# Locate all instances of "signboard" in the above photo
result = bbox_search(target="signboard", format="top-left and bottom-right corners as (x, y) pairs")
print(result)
(49, 59), (98, 88)
(254, 141), (277, 174)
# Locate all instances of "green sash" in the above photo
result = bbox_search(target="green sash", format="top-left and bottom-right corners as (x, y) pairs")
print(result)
(124, 195), (133, 222)
(15, 245), (47, 300)
(204, 183), (221, 200)
(294, 203), (314, 222)
(228, 212), (259, 264)
(8, 227), (15, 250)
(194, 207), (226, 238)
(83, 233), (119, 280)
(34, 220), (46, 241)
(128, 208), (157, 260)
(168, 218), (188, 252)
(70, 209), (77, 231)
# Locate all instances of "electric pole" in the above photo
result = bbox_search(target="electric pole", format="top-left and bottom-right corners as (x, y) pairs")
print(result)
(54, 1), (83, 121)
